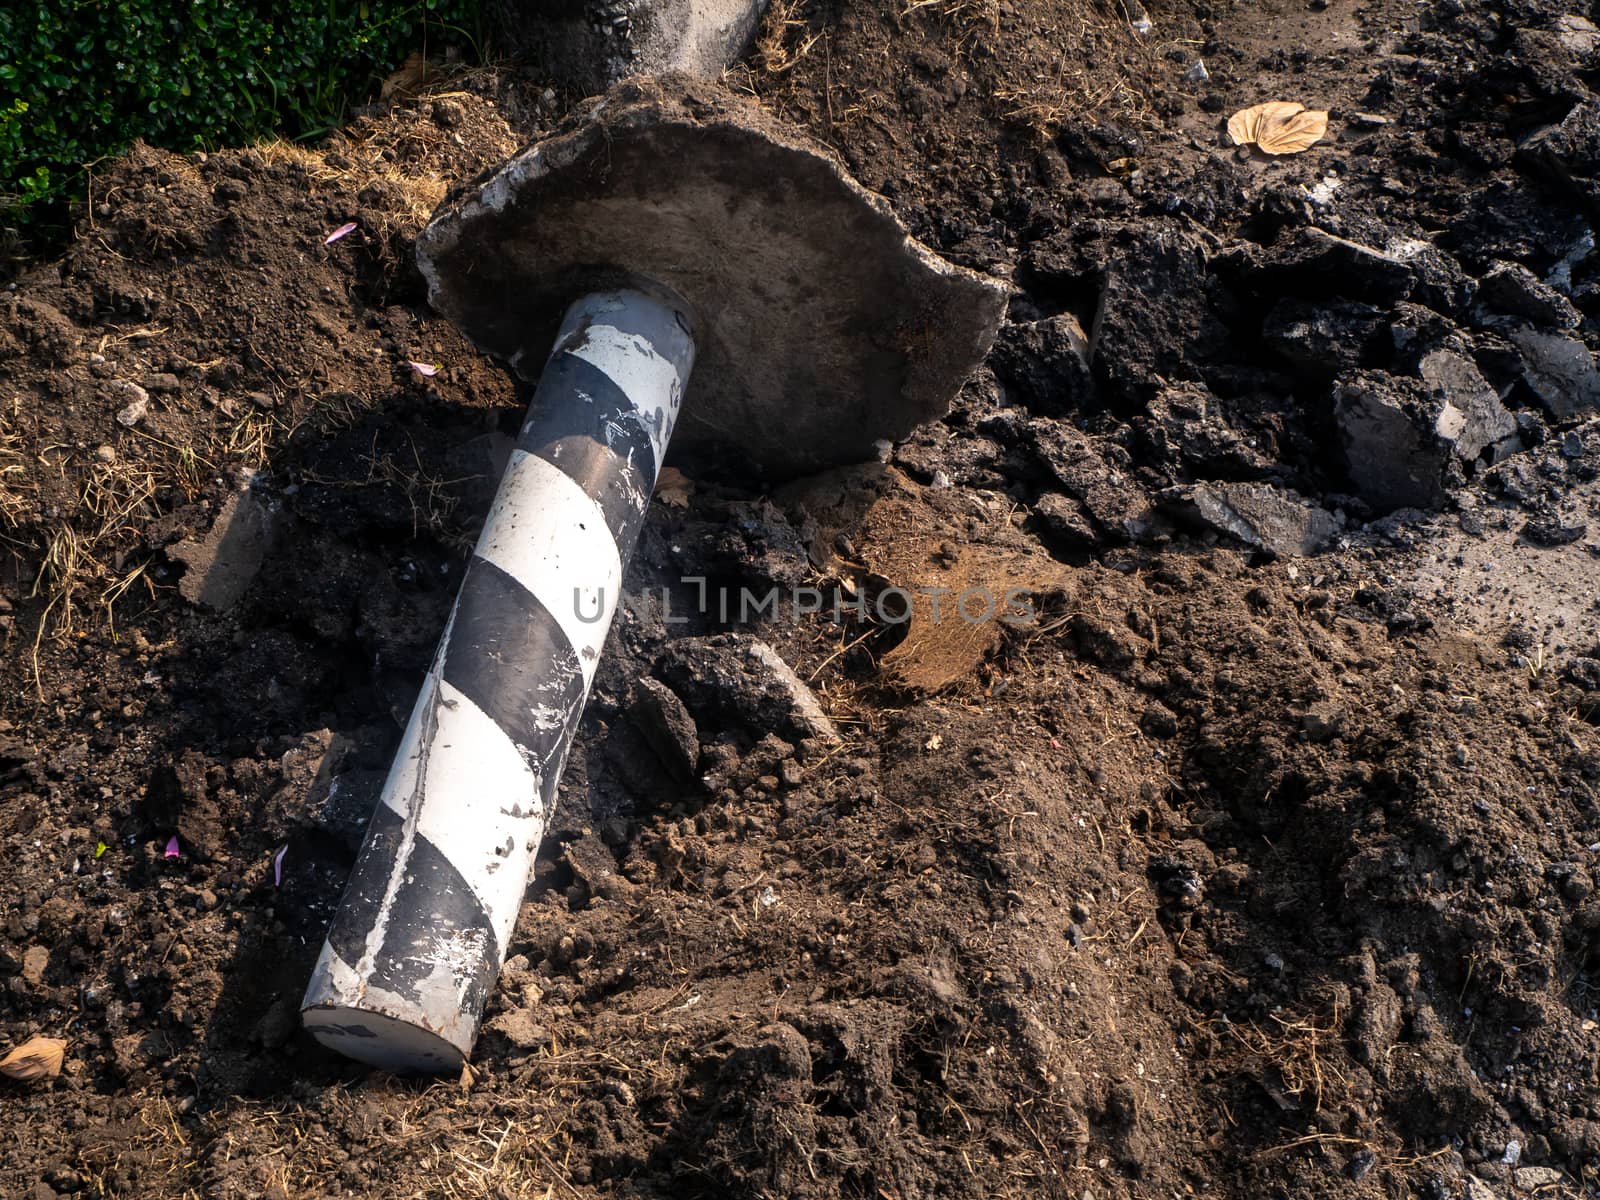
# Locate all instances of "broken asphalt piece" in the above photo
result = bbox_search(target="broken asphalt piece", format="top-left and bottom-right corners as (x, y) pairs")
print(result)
(1522, 514), (1588, 546)
(1138, 385), (1275, 478)
(1252, 227), (1415, 304)
(486, 0), (769, 94)
(1159, 482), (1339, 557)
(419, 75), (1007, 479)
(1087, 226), (1219, 403)
(1333, 362), (1515, 514)
(1417, 350), (1519, 461)
(629, 677), (701, 783)
(1033, 492), (1101, 551)
(1509, 327), (1600, 420)
(166, 487), (280, 612)
(656, 635), (838, 745)
(988, 312), (1094, 416)
(1015, 419), (1151, 543)
(1517, 100), (1600, 215)
(1262, 297), (1387, 376)
(1476, 261), (1581, 329)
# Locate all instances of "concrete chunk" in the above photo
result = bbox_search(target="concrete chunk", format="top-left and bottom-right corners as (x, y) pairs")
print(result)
(418, 76), (1007, 479)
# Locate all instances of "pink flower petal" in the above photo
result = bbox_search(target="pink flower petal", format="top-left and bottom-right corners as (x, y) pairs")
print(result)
(272, 844), (287, 887)
(164, 835), (180, 858)
(408, 361), (440, 377)
(323, 222), (357, 246)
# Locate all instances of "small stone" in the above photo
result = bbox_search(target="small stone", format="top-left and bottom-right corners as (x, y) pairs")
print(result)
(1346, 1148), (1376, 1181)
(252, 996), (297, 1049)
(93, 445), (116, 464)
(142, 372), (182, 394)
(1462, 1175), (1498, 1200)
(108, 380), (150, 427)
(1521, 515), (1586, 546)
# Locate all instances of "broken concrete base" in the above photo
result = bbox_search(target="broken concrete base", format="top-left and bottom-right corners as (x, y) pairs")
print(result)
(1160, 482), (1340, 557)
(418, 76), (1007, 479)
(485, 0), (769, 94)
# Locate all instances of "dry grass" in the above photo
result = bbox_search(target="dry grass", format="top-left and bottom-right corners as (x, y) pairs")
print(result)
(753, 0), (824, 74)
(0, 396), (32, 533)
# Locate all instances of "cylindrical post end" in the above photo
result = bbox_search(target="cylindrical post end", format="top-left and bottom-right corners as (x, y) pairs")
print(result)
(302, 288), (695, 1070)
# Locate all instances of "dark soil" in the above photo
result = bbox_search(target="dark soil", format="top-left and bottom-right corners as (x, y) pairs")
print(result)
(4, 1), (1600, 1198)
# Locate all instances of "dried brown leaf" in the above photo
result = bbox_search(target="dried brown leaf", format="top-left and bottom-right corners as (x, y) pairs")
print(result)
(381, 53), (432, 101)
(1258, 108), (1329, 155)
(655, 467), (695, 508)
(1228, 101), (1329, 155)
(0, 1036), (66, 1082)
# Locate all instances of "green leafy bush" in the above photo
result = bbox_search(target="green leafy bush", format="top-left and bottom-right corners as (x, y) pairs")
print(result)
(0, 0), (476, 225)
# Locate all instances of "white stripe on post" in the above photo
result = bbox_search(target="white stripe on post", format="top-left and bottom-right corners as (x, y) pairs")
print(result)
(475, 449), (623, 680)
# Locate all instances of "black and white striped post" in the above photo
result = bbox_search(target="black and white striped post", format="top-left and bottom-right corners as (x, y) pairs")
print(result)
(301, 76), (1008, 1072)
(301, 289), (695, 1071)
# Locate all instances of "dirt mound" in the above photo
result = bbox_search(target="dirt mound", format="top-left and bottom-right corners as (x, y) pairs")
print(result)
(2, 0), (1600, 1197)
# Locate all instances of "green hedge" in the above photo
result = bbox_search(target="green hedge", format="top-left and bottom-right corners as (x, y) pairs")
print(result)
(0, 0), (476, 222)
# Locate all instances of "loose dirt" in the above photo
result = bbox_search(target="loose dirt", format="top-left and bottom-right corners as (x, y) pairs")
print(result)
(3, 0), (1600, 1198)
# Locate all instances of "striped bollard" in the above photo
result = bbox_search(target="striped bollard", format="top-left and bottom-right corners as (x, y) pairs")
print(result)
(301, 288), (695, 1072)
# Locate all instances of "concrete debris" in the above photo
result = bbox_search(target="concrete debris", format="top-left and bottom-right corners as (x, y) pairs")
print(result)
(166, 487), (281, 612)
(1254, 227), (1415, 303)
(657, 635), (838, 745)
(485, 0), (770, 94)
(1332, 372), (1454, 512)
(1509, 327), (1600, 420)
(1477, 260), (1581, 328)
(629, 677), (701, 782)
(418, 75), (1006, 479)
(1417, 350), (1519, 462)
(1160, 481), (1340, 557)
(1262, 297), (1386, 375)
